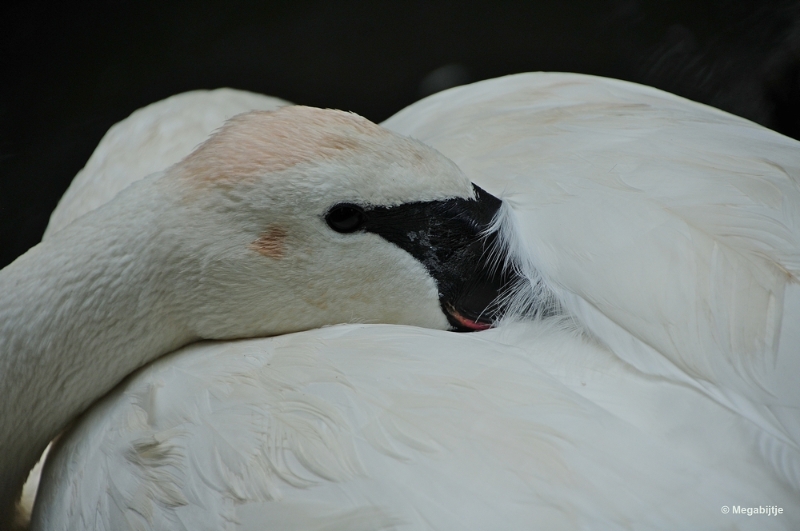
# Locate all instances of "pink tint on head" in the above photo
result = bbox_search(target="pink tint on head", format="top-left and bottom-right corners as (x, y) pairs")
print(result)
(177, 106), (390, 186)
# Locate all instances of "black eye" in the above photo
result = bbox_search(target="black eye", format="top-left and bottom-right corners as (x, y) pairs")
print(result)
(325, 203), (367, 233)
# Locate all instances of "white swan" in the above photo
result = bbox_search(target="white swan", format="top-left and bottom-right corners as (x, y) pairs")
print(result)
(1, 97), (512, 529)
(9, 73), (800, 529)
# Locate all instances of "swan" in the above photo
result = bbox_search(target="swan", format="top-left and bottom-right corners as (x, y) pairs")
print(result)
(10, 73), (800, 529)
(1, 98), (516, 529)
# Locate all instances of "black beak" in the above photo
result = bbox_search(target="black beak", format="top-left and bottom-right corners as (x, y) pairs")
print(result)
(361, 184), (515, 332)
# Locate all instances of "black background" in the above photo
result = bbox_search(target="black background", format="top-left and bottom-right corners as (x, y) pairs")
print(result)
(2, 0), (799, 268)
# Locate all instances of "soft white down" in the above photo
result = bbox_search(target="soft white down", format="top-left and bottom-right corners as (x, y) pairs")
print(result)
(17, 75), (800, 529)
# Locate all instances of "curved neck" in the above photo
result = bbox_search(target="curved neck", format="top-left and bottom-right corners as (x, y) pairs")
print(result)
(0, 185), (195, 527)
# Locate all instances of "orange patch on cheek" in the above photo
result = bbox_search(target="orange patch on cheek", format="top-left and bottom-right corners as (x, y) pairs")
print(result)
(249, 227), (288, 258)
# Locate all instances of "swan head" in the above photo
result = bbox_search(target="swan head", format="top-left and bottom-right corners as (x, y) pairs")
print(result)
(0, 106), (523, 516)
(0, 106), (525, 518)
(123, 106), (515, 338)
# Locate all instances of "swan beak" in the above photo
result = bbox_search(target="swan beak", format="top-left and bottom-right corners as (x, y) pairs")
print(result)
(362, 184), (514, 332)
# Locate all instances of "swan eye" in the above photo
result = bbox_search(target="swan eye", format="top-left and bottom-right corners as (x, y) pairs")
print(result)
(325, 204), (367, 233)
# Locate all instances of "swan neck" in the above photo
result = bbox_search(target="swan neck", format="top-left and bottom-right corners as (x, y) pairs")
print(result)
(0, 186), (194, 526)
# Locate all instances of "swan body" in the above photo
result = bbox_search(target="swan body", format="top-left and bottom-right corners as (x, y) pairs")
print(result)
(14, 73), (800, 529)
(34, 322), (796, 530)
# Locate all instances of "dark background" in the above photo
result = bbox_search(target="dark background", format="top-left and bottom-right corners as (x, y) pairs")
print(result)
(2, 0), (799, 269)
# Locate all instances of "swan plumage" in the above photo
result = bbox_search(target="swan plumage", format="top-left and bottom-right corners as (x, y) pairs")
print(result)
(12, 73), (800, 529)
(34, 322), (796, 530)
(384, 73), (800, 486)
